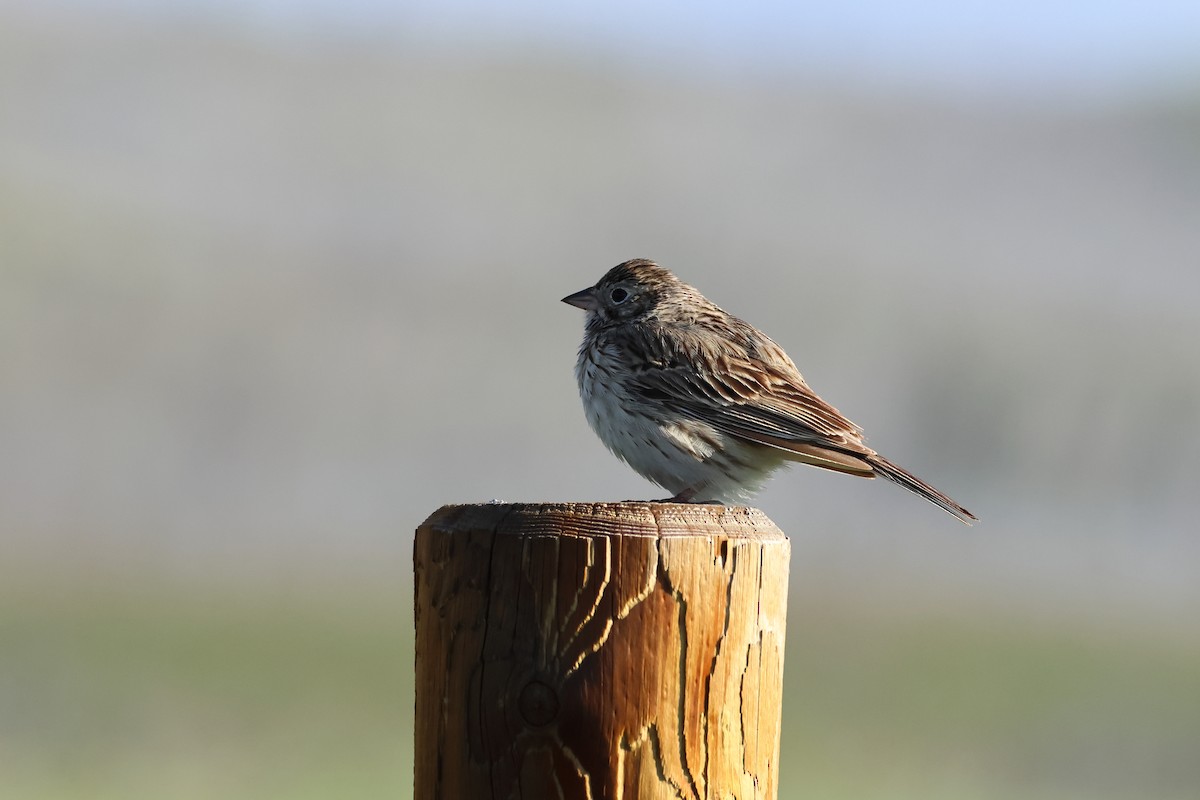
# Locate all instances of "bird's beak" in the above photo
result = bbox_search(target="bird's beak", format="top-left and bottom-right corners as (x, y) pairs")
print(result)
(561, 287), (597, 310)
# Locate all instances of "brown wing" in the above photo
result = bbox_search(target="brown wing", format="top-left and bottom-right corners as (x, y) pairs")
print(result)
(619, 317), (976, 523)
(624, 321), (877, 476)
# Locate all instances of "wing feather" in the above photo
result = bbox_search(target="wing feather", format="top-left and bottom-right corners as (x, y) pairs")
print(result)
(624, 320), (874, 470)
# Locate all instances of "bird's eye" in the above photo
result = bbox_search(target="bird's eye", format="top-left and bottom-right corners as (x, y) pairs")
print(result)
(610, 287), (630, 304)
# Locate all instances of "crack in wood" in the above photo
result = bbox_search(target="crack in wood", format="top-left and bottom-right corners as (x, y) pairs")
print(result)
(619, 723), (690, 800)
(658, 550), (702, 800)
(559, 742), (594, 800)
(564, 536), (614, 677)
(702, 541), (739, 793)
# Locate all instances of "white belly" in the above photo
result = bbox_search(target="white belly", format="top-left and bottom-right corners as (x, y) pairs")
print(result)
(576, 345), (781, 503)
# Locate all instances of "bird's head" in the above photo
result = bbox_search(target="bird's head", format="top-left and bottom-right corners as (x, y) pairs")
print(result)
(561, 258), (683, 327)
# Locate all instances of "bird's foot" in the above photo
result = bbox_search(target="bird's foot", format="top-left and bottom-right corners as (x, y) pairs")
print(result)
(661, 486), (724, 504)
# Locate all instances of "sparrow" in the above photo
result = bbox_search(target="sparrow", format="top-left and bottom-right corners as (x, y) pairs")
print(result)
(562, 258), (975, 524)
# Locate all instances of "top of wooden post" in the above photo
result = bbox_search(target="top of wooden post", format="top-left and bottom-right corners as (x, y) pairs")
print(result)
(420, 501), (786, 541)
(414, 500), (791, 799)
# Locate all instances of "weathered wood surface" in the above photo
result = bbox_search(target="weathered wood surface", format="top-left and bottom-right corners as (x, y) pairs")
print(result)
(414, 502), (790, 799)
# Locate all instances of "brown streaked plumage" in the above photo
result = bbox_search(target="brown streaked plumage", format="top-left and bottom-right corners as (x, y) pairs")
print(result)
(562, 258), (976, 524)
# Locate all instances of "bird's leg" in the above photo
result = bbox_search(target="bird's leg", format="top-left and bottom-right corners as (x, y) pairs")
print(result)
(668, 487), (697, 502)
(662, 484), (724, 504)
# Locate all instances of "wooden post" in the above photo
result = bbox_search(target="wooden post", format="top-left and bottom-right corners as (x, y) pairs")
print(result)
(414, 502), (790, 799)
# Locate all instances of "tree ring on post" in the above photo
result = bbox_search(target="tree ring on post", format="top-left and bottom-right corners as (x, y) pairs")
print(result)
(518, 679), (560, 727)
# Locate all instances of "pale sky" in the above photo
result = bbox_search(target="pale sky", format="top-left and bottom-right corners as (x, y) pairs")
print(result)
(87, 0), (1200, 93)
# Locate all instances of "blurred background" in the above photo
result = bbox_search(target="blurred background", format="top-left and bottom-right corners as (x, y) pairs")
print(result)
(2, 1), (1199, 798)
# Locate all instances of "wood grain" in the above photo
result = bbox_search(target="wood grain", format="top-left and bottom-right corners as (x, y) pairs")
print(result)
(414, 502), (790, 799)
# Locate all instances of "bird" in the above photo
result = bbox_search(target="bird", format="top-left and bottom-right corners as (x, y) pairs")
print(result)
(562, 258), (976, 524)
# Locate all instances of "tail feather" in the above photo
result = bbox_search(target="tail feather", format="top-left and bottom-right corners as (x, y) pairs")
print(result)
(867, 454), (977, 525)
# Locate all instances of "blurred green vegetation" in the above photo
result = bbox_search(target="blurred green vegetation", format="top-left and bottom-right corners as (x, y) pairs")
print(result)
(0, 584), (411, 800)
(3, 582), (1196, 800)
(785, 605), (1200, 800)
